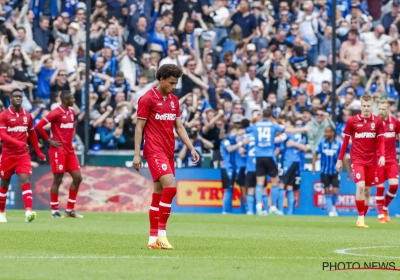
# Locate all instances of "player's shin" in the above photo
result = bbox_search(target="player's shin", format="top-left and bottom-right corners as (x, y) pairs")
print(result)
(277, 188), (285, 211)
(0, 187), (7, 212)
(255, 184), (263, 213)
(262, 194), (268, 213)
(287, 189), (294, 215)
(355, 183), (366, 220)
(364, 187), (371, 215)
(149, 193), (162, 243)
(376, 185), (385, 218)
(325, 194), (333, 214)
(21, 183), (33, 211)
(384, 183), (398, 208)
(246, 193), (254, 215)
(66, 174), (82, 212)
(270, 185), (279, 207)
(222, 188), (233, 214)
(158, 187), (177, 236)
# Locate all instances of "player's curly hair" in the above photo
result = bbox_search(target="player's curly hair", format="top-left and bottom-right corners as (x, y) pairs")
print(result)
(156, 64), (183, 81)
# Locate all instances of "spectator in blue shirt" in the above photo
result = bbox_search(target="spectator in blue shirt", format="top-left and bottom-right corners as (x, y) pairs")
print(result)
(339, 73), (365, 97)
(98, 117), (126, 150)
(33, 54), (55, 104)
(225, 0), (257, 44)
(109, 71), (132, 107)
(370, 72), (399, 101)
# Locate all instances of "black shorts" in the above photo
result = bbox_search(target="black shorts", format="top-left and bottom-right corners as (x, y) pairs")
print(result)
(283, 162), (300, 188)
(321, 173), (339, 188)
(236, 167), (246, 186)
(221, 168), (235, 189)
(256, 157), (278, 177)
(245, 171), (256, 188)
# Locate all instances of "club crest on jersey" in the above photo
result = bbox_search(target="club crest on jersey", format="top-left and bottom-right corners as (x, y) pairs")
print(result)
(70, 114), (74, 121)
(23, 116), (27, 124)
(170, 101), (175, 109)
(371, 123), (375, 130)
(390, 123), (394, 130)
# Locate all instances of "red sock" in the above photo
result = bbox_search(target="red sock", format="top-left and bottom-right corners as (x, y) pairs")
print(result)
(376, 186), (385, 216)
(50, 193), (59, 211)
(364, 204), (369, 215)
(149, 193), (162, 237)
(66, 189), (78, 211)
(384, 184), (398, 209)
(0, 187), (7, 213)
(158, 187), (177, 236)
(21, 183), (32, 211)
(356, 200), (365, 217)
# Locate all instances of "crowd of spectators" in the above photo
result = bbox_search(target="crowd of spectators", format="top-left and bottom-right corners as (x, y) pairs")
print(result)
(0, 0), (398, 168)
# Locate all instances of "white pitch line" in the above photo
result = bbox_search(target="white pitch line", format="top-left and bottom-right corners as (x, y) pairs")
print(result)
(0, 255), (359, 260)
(334, 246), (400, 259)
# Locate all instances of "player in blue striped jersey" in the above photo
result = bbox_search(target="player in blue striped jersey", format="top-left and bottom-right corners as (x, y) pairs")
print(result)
(312, 126), (351, 216)
(220, 126), (243, 214)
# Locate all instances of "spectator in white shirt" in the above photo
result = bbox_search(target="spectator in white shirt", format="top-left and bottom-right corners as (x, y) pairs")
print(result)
(307, 55), (332, 95)
(210, 0), (230, 47)
(159, 44), (188, 94)
(360, 24), (392, 76)
(239, 64), (264, 102)
(296, 1), (319, 66)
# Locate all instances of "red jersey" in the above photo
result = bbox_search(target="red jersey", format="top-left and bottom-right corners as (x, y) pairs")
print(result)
(0, 107), (34, 156)
(343, 113), (384, 166)
(377, 115), (400, 164)
(43, 106), (75, 154)
(137, 87), (180, 159)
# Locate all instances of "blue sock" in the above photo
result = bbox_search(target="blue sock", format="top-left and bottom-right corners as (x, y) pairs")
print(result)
(287, 190), (294, 215)
(270, 185), (279, 207)
(325, 194), (333, 213)
(255, 184), (263, 205)
(246, 194), (254, 214)
(278, 188), (285, 211)
(262, 194), (269, 211)
(240, 197), (247, 213)
(332, 195), (338, 206)
(222, 189), (233, 213)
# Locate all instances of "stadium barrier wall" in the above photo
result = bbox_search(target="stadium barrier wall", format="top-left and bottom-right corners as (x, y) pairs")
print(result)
(5, 166), (399, 216)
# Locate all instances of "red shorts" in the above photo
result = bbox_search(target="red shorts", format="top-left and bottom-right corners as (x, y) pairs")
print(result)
(49, 149), (80, 173)
(0, 154), (31, 179)
(351, 164), (378, 186)
(376, 162), (399, 184)
(146, 154), (175, 182)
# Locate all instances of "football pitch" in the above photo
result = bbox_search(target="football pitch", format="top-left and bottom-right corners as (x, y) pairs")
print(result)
(2, 211), (400, 280)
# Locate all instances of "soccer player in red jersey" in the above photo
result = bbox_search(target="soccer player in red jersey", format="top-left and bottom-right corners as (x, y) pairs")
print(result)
(375, 100), (400, 224)
(0, 89), (45, 223)
(133, 64), (200, 250)
(35, 91), (83, 219)
(336, 95), (385, 228)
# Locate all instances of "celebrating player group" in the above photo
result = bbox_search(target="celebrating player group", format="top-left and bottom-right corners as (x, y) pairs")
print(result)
(336, 96), (400, 228)
(0, 89), (83, 223)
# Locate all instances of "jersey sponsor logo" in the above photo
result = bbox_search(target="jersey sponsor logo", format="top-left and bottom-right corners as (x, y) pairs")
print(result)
(7, 126), (28, 132)
(354, 132), (376, 138)
(384, 132), (396, 138)
(60, 123), (75, 129)
(155, 113), (176, 121)
(322, 149), (336, 156)
(10, 119), (15, 122)
(357, 124), (363, 127)
(158, 103), (162, 106)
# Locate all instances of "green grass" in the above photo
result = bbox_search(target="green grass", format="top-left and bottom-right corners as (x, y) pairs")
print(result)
(2, 211), (400, 280)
